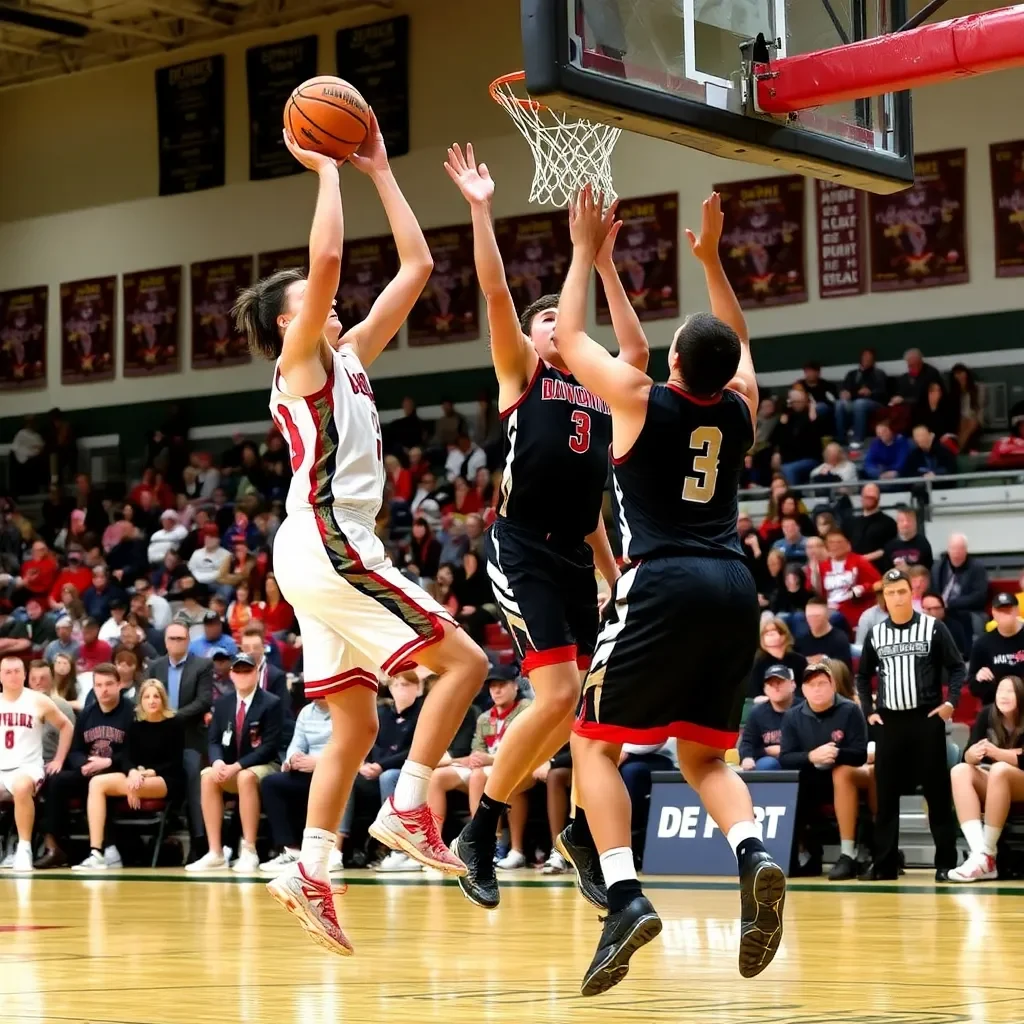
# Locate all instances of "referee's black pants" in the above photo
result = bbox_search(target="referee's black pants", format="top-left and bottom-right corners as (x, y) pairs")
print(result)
(874, 707), (957, 873)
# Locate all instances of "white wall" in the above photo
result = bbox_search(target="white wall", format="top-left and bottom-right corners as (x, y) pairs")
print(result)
(1, 0), (1022, 418)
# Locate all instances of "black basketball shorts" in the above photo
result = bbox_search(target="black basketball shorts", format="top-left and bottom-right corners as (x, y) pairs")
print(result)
(574, 554), (760, 749)
(483, 517), (599, 675)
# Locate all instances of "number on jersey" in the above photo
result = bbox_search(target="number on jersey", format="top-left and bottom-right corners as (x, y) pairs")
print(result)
(682, 426), (722, 503)
(569, 410), (591, 453)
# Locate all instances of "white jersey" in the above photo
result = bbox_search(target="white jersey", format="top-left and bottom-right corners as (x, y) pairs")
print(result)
(0, 688), (45, 773)
(269, 343), (385, 521)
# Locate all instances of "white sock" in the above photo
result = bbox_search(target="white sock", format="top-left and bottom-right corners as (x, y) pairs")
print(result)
(393, 760), (432, 811)
(840, 839), (856, 859)
(982, 824), (1001, 857)
(300, 827), (336, 882)
(726, 820), (764, 859)
(16, 839), (31, 853)
(960, 819), (985, 854)
(599, 847), (637, 887)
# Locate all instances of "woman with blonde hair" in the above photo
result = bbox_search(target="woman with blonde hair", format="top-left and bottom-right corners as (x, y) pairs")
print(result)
(747, 616), (807, 701)
(72, 679), (185, 871)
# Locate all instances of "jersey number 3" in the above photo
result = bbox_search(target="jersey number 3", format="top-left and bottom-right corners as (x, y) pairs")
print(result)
(569, 411), (591, 453)
(682, 426), (722, 504)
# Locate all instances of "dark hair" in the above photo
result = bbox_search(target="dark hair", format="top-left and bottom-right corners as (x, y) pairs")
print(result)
(922, 591), (945, 608)
(673, 313), (741, 397)
(805, 595), (829, 609)
(803, 361), (821, 372)
(242, 623), (267, 639)
(232, 268), (305, 360)
(29, 659), (50, 673)
(92, 662), (118, 681)
(780, 514), (798, 525)
(895, 504), (916, 517)
(825, 529), (848, 542)
(882, 567), (910, 587)
(519, 293), (560, 335)
(990, 676), (1024, 749)
(82, 617), (100, 630)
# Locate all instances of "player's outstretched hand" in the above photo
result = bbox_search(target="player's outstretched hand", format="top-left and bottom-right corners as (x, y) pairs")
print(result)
(569, 183), (620, 257)
(685, 191), (724, 263)
(444, 143), (495, 205)
(348, 110), (389, 176)
(283, 129), (340, 174)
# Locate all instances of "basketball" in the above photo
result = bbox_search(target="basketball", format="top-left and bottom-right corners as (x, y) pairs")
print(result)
(284, 76), (369, 162)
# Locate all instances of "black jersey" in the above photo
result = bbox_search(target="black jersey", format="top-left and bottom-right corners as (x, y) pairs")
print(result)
(613, 383), (753, 561)
(498, 359), (612, 539)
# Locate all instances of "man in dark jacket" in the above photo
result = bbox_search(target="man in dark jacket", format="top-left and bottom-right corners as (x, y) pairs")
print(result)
(932, 533), (990, 642)
(891, 348), (944, 407)
(81, 565), (127, 624)
(738, 665), (798, 771)
(837, 348), (888, 443)
(240, 625), (293, 753)
(780, 661), (871, 880)
(770, 389), (823, 485)
(881, 506), (933, 571)
(902, 425), (957, 479)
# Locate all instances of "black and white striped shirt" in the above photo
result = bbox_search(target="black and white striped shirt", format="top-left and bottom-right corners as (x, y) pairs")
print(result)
(855, 612), (966, 712)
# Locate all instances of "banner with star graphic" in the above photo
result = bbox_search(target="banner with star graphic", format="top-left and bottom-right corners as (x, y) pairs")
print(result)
(191, 256), (254, 369)
(61, 276), (116, 384)
(991, 140), (1024, 279)
(0, 286), (47, 391)
(123, 266), (181, 377)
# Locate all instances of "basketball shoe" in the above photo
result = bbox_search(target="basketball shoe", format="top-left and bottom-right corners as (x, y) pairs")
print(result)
(368, 797), (467, 875)
(737, 844), (786, 978)
(580, 895), (662, 997)
(554, 823), (608, 909)
(266, 862), (353, 956)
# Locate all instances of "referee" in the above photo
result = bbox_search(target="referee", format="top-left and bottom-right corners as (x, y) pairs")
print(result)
(855, 568), (966, 881)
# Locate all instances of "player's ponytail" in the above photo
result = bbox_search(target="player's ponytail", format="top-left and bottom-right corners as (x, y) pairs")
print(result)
(232, 269), (305, 361)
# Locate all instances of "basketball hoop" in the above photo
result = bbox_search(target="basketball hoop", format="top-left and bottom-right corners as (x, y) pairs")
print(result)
(489, 71), (621, 208)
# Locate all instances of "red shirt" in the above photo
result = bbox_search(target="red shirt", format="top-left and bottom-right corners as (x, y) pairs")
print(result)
(50, 566), (93, 604)
(20, 556), (58, 598)
(820, 553), (881, 629)
(78, 638), (113, 672)
(253, 599), (295, 635)
(454, 490), (483, 516)
(988, 436), (1024, 469)
(390, 468), (413, 503)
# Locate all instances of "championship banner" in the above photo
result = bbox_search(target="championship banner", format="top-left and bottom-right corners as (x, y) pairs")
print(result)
(156, 55), (226, 196)
(60, 277), (116, 384)
(595, 192), (678, 324)
(716, 175), (808, 308)
(247, 36), (319, 181)
(991, 140), (1024, 279)
(815, 181), (867, 299)
(0, 286), (47, 391)
(408, 223), (479, 346)
(868, 148), (969, 291)
(257, 247), (308, 279)
(191, 257), (254, 369)
(339, 234), (399, 349)
(122, 267), (182, 377)
(495, 211), (570, 318)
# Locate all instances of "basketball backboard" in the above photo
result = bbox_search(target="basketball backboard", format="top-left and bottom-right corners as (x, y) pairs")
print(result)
(521, 0), (916, 192)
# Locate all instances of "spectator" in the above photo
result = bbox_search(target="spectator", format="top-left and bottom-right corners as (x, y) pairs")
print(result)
(431, 398), (467, 449)
(252, 572), (295, 639)
(814, 510), (838, 539)
(781, 661), (871, 880)
(148, 624), (214, 860)
(223, 510), (261, 552)
(967, 593), (1024, 705)
(388, 397), (430, 453)
(217, 540), (255, 601)
(913, 381), (958, 447)
(771, 516), (807, 566)
(445, 430), (488, 485)
(148, 510), (188, 566)
(72, 679), (185, 871)
(845, 484), (897, 564)
(797, 597), (853, 669)
(238, 626), (292, 740)
(384, 454), (414, 504)
(35, 664), (134, 868)
(27, 659), (76, 764)
(862, 419), (911, 481)
(902, 424), (957, 479)
(987, 416), (1024, 470)
(750, 396), (781, 483)
(132, 576), (171, 631)
(259, 434), (291, 502)
(186, 653), (282, 873)
(759, 548), (787, 609)
(819, 530), (881, 632)
(739, 664), (797, 770)
(51, 653), (79, 709)
(106, 526), (148, 586)
(76, 618), (112, 672)
(171, 578), (208, 640)
(189, 610), (239, 660)
(881, 506), (933, 571)
(450, 551), (497, 646)
(431, 563), (458, 614)
(452, 476), (483, 517)
(747, 617), (808, 701)
(949, 363), (984, 453)
(534, 745), (574, 874)
(39, 484), (73, 548)
(908, 564), (931, 611)
(19, 540), (59, 603)
(932, 533), (990, 640)
(403, 518), (442, 582)
(48, 546), (92, 610)
(151, 549), (187, 597)
(0, 597), (56, 657)
(810, 442), (858, 487)
(438, 520), (470, 575)
(98, 598), (129, 645)
(800, 362), (838, 421)
(855, 590), (889, 648)
(9, 417), (47, 496)
(226, 581), (256, 643)
(892, 348), (944, 410)
(464, 513), (486, 557)
(116, 620), (157, 665)
(948, 675), (1024, 882)
(410, 470), (442, 522)
(769, 388), (823, 485)
(837, 348), (887, 444)
(772, 564), (812, 619)
(187, 525), (230, 587)
(738, 512), (766, 589)
(82, 565), (126, 624)
(105, 648), (142, 702)
(921, 592), (969, 659)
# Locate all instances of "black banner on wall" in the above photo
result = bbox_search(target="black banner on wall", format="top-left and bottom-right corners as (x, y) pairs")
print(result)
(336, 15), (409, 158)
(156, 55), (226, 196)
(247, 36), (319, 181)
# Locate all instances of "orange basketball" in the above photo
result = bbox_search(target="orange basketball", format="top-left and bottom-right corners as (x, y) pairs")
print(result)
(284, 76), (369, 161)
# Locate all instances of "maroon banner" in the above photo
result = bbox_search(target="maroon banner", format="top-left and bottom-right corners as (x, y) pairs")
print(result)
(408, 224), (478, 346)
(495, 211), (570, 317)
(868, 149), (969, 291)
(596, 192), (679, 324)
(339, 234), (400, 350)
(60, 277), (116, 385)
(815, 182), (866, 299)
(991, 140), (1024, 279)
(716, 175), (808, 308)
(257, 247), (307, 279)
(0, 286), (47, 391)
(123, 266), (182, 377)
(191, 256), (254, 369)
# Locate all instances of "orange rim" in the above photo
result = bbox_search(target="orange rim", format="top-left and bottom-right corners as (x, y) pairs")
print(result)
(489, 70), (543, 113)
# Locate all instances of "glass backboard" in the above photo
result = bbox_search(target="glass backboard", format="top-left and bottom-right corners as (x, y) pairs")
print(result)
(521, 0), (915, 192)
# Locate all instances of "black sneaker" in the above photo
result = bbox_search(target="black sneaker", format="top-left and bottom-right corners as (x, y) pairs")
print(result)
(827, 854), (860, 881)
(554, 824), (608, 910)
(934, 868), (951, 882)
(738, 850), (786, 979)
(450, 828), (499, 910)
(580, 896), (662, 997)
(858, 862), (898, 881)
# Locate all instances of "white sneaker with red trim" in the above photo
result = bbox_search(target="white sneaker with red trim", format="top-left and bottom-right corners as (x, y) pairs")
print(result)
(948, 851), (997, 883)
(266, 862), (353, 956)
(368, 797), (467, 876)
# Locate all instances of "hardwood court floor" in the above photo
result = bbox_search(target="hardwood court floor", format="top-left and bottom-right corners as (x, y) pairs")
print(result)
(3, 868), (1024, 1024)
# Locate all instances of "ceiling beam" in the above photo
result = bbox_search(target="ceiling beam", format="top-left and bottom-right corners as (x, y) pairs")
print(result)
(26, 3), (177, 41)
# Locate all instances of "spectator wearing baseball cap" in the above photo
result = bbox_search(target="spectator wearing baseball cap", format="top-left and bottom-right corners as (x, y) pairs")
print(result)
(189, 610), (239, 660)
(968, 592), (1024, 705)
(738, 664), (798, 772)
(187, 524), (230, 587)
(147, 510), (187, 566)
(44, 615), (80, 666)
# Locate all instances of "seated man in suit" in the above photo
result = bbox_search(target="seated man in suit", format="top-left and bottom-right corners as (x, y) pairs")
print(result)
(186, 652), (281, 874)
(239, 624), (294, 753)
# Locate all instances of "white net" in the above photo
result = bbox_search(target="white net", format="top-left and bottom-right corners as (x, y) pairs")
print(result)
(491, 77), (622, 208)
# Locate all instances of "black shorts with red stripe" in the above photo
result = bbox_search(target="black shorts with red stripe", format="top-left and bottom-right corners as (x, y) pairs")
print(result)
(484, 517), (599, 675)
(575, 553), (759, 749)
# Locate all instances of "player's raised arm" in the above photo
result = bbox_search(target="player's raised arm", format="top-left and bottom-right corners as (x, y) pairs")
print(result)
(557, 185), (651, 416)
(344, 112), (433, 369)
(686, 192), (758, 423)
(444, 143), (534, 394)
(594, 223), (650, 373)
